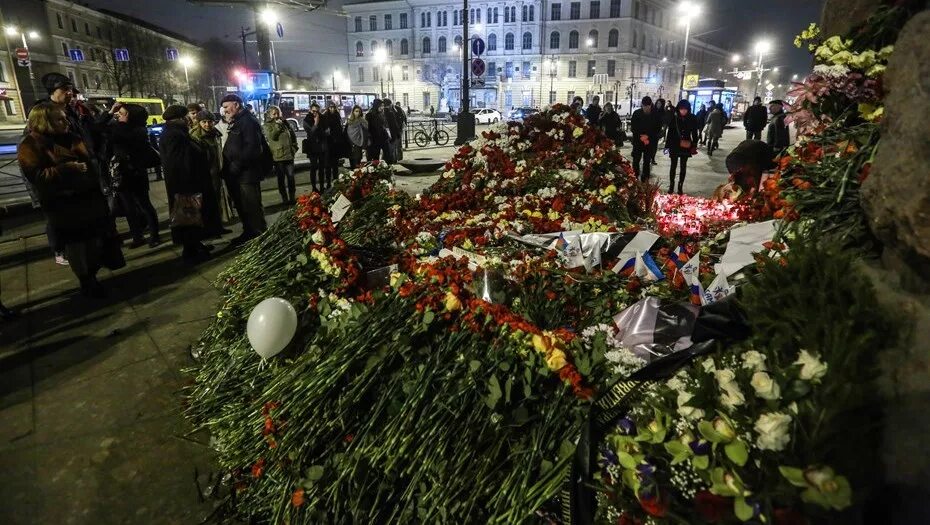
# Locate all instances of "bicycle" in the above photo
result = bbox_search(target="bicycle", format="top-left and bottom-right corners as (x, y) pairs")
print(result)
(413, 127), (450, 147)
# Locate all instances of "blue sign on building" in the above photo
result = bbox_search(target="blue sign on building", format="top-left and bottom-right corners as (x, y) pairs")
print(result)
(165, 48), (179, 61)
(114, 48), (130, 62)
(68, 48), (84, 62)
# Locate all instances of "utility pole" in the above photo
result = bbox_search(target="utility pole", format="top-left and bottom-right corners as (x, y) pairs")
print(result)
(455, 1), (476, 145)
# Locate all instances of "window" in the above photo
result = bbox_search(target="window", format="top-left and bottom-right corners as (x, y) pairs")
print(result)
(422, 37), (431, 54)
(0, 62), (5, 82)
(570, 2), (581, 19)
(505, 33), (514, 50)
(493, 8), (499, 23)
(522, 32), (532, 50)
(505, 61), (514, 79)
(568, 30), (579, 49)
(567, 90), (575, 103)
(606, 90), (614, 103)
(385, 14), (392, 29)
(57, 13), (63, 29)
(470, 8), (475, 24)
(504, 7), (510, 23)
(370, 15), (377, 31)
(487, 61), (496, 77)
(634, 1), (640, 19)
(632, 30), (637, 48)
(610, 0), (621, 17)
(550, 31), (560, 49)
(97, 26), (102, 38)
(71, 19), (77, 32)
(67, 71), (75, 84)
(608, 29), (619, 47)
(427, 12), (432, 27)
(587, 60), (596, 76)
(454, 9), (459, 25)
(371, 41), (378, 53)
(505, 90), (513, 107)
(551, 3), (562, 20)
(589, 30), (598, 48)
(358, 67), (365, 82)
(400, 13), (408, 29)
(61, 42), (69, 56)
(355, 16), (362, 32)
(84, 22), (90, 35)
(522, 61), (531, 79)
(402, 65), (409, 80)
(568, 61), (577, 77)
(659, 10), (664, 27)
(607, 59), (616, 76)
(401, 38), (409, 55)
(421, 12), (426, 27)
(373, 67), (380, 82)
(81, 73), (88, 88)
(403, 93), (409, 107)
(640, 32), (645, 49)
(549, 91), (557, 104)
(356, 41), (364, 56)
(530, 6), (535, 21)
(438, 36), (447, 53)
(522, 5), (528, 22)
(386, 39), (394, 56)
(511, 7), (517, 22)
(454, 35), (463, 48)
(488, 33), (497, 51)
(477, 8), (482, 23)
(590, 1), (600, 19)
(423, 92), (431, 108)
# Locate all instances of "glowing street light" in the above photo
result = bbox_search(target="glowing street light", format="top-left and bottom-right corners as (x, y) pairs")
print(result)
(3, 26), (41, 99)
(373, 47), (388, 96)
(676, 1), (702, 102)
(259, 9), (278, 26)
(586, 38), (594, 47)
(473, 23), (483, 33)
(178, 55), (195, 99)
(792, 74), (798, 80)
(731, 53), (741, 63)
(773, 66), (779, 73)
(753, 39), (772, 98)
(662, 56), (668, 62)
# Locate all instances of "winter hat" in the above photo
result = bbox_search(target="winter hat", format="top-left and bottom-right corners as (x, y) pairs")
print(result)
(42, 72), (73, 95)
(676, 99), (692, 112)
(220, 94), (243, 105)
(163, 104), (188, 121)
(193, 110), (216, 122)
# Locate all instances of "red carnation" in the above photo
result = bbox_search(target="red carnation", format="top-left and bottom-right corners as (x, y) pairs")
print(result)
(694, 490), (731, 523)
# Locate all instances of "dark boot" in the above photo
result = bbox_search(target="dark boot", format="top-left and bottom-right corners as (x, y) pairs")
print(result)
(678, 182), (685, 195)
(79, 276), (106, 298)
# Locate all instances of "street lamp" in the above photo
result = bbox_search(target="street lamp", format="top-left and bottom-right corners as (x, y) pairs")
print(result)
(773, 66), (779, 73)
(731, 54), (741, 63)
(586, 38), (594, 47)
(753, 39), (771, 99)
(331, 70), (341, 92)
(545, 57), (558, 104)
(676, 1), (701, 103)
(258, 9), (280, 72)
(374, 47), (387, 97)
(792, 74), (798, 80)
(179, 55), (195, 102)
(4, 25), (41, 102)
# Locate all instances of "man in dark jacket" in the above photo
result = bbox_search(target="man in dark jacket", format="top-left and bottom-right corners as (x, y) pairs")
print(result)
(382, 99), (402, 164)
(365, 99), (392, 163)
(630, 96), (662, 183)
(695, 103), (708, 145)
(322, 101), (345, 188)
(221, 94), (268, 244)
(585, 96), (602, 126)
(765, 100), (791, 151)
(743, 97), (768, 141)
(303, 103), (326, 192)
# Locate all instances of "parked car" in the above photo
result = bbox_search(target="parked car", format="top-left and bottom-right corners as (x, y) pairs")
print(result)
(508, 107), (539, 122)
(472, 108), (502, 124)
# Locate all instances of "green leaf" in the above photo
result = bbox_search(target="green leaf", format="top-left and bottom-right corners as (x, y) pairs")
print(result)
(664, 440), (691, 465)
(698, 420), (727, 443)
(296, 253), (308, 265)
(559, 439), (575, 461)
(469, 360), (481, 372)
(486, 375), (502, 409)
(734, 497), (754, 521)
(778, 466), (808, 488)
(306, 465), (325, 481)
(540, 459), (554, 473)
(725, 440), (749, 467)
(504, 376), (512, 404)
(693, 455), (710, 470)
(423, 310), (435, 325)
(618, 451), (638, 470)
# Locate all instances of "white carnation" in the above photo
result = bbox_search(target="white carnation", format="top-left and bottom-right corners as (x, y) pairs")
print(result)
(794, 349), (828, 382)
(754, 412), (792, 451)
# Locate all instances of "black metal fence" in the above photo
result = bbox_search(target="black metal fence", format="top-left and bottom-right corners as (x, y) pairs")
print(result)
(403, 119), (456, 150)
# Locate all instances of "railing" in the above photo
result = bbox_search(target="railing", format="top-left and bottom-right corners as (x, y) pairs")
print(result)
(403, 118), (456, 149)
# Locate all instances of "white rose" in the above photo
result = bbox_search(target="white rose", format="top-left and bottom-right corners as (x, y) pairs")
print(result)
(741, 350), (767, 372)
(794, 349), (828, 382)
(754, 412), (792, 451)
(676, 392), (705, 420)
(716, 369), (745, 409)
(750, 371), (781, 401)
(702, 358), (717, 373)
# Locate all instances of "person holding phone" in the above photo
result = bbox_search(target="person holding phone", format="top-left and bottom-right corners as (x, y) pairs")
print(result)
(18, 102), (123, 297)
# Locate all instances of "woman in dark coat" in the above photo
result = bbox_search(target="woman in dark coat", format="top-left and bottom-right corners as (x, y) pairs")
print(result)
(664, 99), (700, 195)
(598, 102), (624, 146)
(18, 102), (124, 297)
(365, 99), (392, 163)
(110, 103), (161, 248)
(159, 105), (213, 263)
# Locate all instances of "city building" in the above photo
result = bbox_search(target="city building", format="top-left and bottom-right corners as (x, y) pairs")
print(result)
(0, 0), (202, 110)
(344, 0), (730, 114)
(0, 7), (25, 123)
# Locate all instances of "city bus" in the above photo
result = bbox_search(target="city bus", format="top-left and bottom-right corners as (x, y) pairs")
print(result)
(268, 91), (380, 121)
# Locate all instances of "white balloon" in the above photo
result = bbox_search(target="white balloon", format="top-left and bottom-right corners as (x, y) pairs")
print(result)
(247, 298), (298, 359)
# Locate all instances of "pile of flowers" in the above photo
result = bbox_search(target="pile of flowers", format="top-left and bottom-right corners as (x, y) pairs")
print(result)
(185, 24), (901, 518)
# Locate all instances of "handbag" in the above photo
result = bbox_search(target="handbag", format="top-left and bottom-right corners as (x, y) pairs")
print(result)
(170, 193), (204, 228)
(675, 117), (692, 150)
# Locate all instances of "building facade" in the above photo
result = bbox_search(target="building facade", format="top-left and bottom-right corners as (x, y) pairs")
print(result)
(0, 0), (202, 110)
(344, 0), (730, 114)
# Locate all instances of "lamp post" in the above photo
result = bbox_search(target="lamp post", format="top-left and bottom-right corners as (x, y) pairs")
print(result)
(753, 40), (771, 99)
(258, 9), (281, 72)
(374, 47), (387, 97)
(4, 26), (40, 103)
(455, 0), (476, 145)
(676, 2), (701, 103)
(331, 70), (340, 92)
(178, 55), (195, 103)
(545, 57), (557, 105)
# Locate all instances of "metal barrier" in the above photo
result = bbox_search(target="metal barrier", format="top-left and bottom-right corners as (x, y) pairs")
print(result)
(404, 118), (455, 150)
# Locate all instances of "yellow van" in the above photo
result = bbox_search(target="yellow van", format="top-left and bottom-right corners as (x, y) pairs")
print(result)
(87, 97), (166, 125)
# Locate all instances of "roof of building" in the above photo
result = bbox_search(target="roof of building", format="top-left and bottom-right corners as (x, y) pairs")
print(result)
(96, 8), (200, 47)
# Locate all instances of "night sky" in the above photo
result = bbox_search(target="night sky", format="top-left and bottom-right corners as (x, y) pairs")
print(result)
(83, 0), (823, 82)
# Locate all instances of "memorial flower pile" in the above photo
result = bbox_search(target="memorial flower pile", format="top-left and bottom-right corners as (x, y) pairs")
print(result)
(186, 7), (903, 515)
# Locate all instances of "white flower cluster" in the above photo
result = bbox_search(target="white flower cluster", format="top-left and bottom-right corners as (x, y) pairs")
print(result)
(318, 289), (352, 320)
(813, 63), (851, 78)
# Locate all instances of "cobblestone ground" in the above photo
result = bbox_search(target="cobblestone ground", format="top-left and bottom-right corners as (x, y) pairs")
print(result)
(0, 125), (744, 524)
